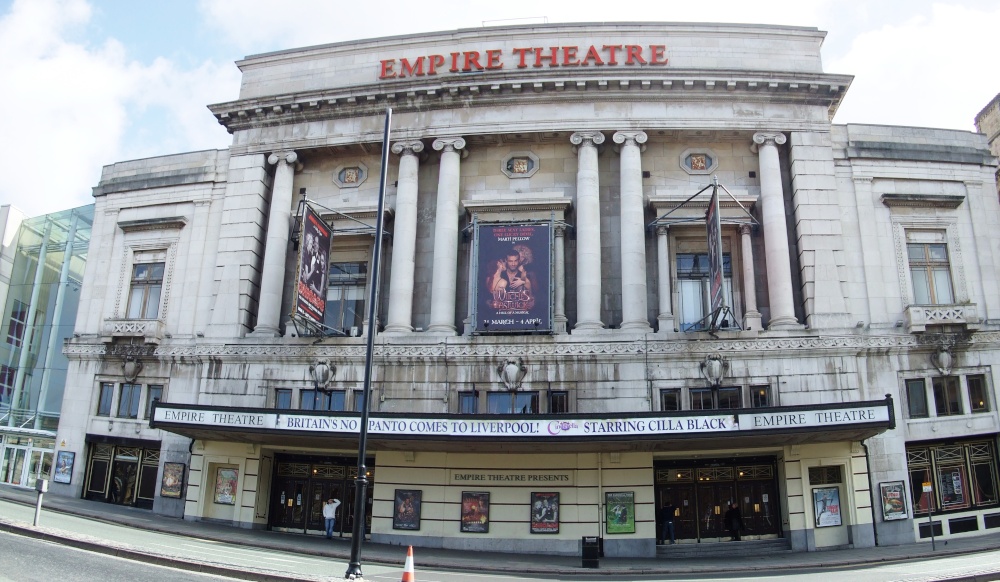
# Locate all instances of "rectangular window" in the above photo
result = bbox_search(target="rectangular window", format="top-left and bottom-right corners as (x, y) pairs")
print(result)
(717, 387), (741, 409)
(690, 388), (714, 410)
(548, 391), (568, 414)
(907, 440), (1000, 516)
(126, 263), (165, 319)
(96, 383), (114, 416)
(144, 385), (163, 419)
(660, 389), (681, 411)
(6, 300), (28, 347)
(677, 253), (734, 331)
(933, 377), (962, 416)
(353, 390), (368, 412)
(458, 391), (478, 414)
(906, 379), (929, 418)
(907, 235), (953, 304)
(750, 385), (770, 408)
(275, 389), (292, 410)
(967, 375), (989, 413)
(0, 365), (15, 402)
(486, 392), (538, 414)
(117, 383), (141, 418)
(325, 263), (367, 334)
(300, 389), (345, 411)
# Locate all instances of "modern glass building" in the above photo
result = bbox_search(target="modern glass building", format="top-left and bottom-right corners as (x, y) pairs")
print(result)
(0, 204), (92, 488)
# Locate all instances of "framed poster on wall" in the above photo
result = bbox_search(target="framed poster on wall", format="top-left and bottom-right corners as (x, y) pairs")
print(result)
(53, 451), (74, 484)
(214, 467), (238, 505)
(813, 486), (842, 527)
(160, 462), (185, 499)
(461, 491), (490, 533)
(393, 489), (422, 530)
(530, 492), (559, 533)
(880, 481), (907, 521)
(605, 491), (636, 534)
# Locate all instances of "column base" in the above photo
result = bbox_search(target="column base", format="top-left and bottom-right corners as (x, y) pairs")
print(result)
(619, 320), (653, 333)
(382, 324), (414, 335)
(743, 311), (763, 332)
(425, 325), (457, 336)
(248, 325), (280, 338)
(553, 315), (568, 335)
(656, 315), (676, 334)
(573, 320), (605, 333)
(766, 316), (803, 331)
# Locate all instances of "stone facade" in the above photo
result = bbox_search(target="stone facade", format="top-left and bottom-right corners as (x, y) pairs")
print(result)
(53, 23), (1000, 557)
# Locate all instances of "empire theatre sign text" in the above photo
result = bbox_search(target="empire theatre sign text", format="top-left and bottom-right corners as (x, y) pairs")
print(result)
(378, 44), (668, 79)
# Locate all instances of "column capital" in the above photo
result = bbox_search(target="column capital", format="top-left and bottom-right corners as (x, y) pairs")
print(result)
(391, 140), (425, 156)
(655, 225), (669, 236)
(554, 225), (567, 237)
(612, 130), (648, 147)
(739, 223), (753, 236)
(570, 131), (606, 148)
(267, 151), (298, 166)
(432, 137), (466, 153)
(750, 132), (786, 152)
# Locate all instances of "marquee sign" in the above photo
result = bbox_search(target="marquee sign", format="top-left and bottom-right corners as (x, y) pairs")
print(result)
(152, 400), (893, 440)
(379, 44), (668, 79)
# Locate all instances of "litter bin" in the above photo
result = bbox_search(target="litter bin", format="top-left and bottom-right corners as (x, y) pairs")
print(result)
(582, 536), (600, 568)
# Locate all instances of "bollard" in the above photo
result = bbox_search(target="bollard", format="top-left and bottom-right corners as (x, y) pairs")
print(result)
(33, 479), (48, 526)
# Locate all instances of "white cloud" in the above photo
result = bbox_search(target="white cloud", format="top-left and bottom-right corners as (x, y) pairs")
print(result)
(0, 0), (236, 218)
(827, 3), (1000, 130)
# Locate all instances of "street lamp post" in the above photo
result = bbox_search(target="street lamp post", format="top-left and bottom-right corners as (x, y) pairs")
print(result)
(344, 108), (392, 580)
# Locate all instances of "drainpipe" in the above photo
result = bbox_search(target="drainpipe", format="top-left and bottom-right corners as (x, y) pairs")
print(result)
(861, 440), (879, 546)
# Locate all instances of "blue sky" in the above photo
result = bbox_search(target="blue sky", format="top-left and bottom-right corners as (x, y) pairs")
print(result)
(2, 0), (998, 217)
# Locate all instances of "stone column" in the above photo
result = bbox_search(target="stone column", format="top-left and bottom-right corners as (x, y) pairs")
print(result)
(752, 133), (798, 329)
(250, 150), (297, 337)
(553, 225), (567, 334)
(427, 137), (466, 334)
(740, 224), (763, 331)
(384, 140), (424, 334)
(570, 131), (605, 332)
(655, 225), (675, 333)
(613, 130), (652, 332)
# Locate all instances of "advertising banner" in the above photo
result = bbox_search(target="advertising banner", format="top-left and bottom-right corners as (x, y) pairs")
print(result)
(531, 492), (560, 533)
(813, 486), (842, 527)
(880, 481), (907, 521)
(295, 205), (331, 326)
(705, 187), (725, 315)
(393, 489), (422, 530)
(461, 491), (490, 533)
(606, 491), (636, 534)
(475, 223), (551, 333)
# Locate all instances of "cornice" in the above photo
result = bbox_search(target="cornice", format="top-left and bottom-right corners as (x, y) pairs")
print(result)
(63, 330), (1000, 363)
(209, 70), (852, 135)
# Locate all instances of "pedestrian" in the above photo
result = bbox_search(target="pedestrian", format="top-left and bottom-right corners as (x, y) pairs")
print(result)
(323, 497), (341, 539)
(659, 500), (677, 544)
(724, 501), (743, 541)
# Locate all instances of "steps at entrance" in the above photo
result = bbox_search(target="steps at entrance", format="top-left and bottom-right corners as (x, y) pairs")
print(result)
(657, 537), (791, 559)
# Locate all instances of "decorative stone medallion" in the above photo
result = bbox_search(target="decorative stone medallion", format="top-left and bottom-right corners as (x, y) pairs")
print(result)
(333, 162), (368, 188)
(501, 151), (539, 179)
(679, 148), (719, 175)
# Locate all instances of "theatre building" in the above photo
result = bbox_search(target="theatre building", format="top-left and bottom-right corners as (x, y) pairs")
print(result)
(53, 22), (1000, 557)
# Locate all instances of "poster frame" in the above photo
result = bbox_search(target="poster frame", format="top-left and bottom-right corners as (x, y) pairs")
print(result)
(160, 462), (185, 499)
(530, 492), (560, 534)
(213, 467), (239, 505)
(879, 480), (908, 521)
(393, 489), (422, 530)
(813, 486), (842, 527)
(460, 491), (490, 533)
(53, 451), (75, 484)
(605, 491), (636, 534)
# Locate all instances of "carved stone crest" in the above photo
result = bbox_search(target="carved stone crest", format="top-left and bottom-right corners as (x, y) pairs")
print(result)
(931, 347), (953, 375)
(497, 357), (527, 391)
(700, 354), (728, 387)
(309, 360), (336, 390)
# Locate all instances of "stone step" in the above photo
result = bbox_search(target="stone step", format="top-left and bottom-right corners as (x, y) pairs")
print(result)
(656, 537), (792, 559)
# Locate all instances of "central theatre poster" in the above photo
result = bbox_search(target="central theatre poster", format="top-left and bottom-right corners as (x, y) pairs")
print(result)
(475, 223), (551, 333)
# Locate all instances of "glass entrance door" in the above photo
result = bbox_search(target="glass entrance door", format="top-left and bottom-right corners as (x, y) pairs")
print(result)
(269, 456), (373, 537)
(271, 478), (308, 531)
(3, 448), (26, 485)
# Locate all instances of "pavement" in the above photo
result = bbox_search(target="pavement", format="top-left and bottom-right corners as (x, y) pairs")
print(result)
(1, 484), (1000, 582)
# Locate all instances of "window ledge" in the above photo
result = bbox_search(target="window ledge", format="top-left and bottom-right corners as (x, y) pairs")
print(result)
(905, 303), (980, 333)
(102, 318), (166, 344)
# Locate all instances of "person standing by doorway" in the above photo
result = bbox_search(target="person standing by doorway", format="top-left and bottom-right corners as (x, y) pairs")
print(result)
(323, 497), (341, 539)
(660, 500), (677, 544)
(724, 501), (743, 541)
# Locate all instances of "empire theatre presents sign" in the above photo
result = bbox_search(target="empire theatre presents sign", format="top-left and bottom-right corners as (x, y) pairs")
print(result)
(475, 223), (551, 333)
(378, 44), (669, 79)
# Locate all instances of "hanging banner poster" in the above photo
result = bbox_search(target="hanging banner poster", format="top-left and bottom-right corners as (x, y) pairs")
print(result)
(606, 491), (636, 534)
(461, 491), (490, 533)
(705, 186), (725, 316)
(880, 481), (907, 521)
(531, 492), (560, 533)
(475, 223), (551, 333)
(294, 204), (331, 326)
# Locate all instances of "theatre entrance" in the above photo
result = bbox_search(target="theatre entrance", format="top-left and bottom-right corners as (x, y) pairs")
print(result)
(655, 456), (781, 542)
(269, 454), (374, 537)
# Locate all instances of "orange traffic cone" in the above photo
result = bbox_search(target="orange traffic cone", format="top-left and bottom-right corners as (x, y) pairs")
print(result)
(400, 545), (415, 582)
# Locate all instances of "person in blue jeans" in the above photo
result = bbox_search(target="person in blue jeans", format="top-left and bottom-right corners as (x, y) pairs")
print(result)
(660, 500), (677, 544)
(323, 497), (341, 539)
